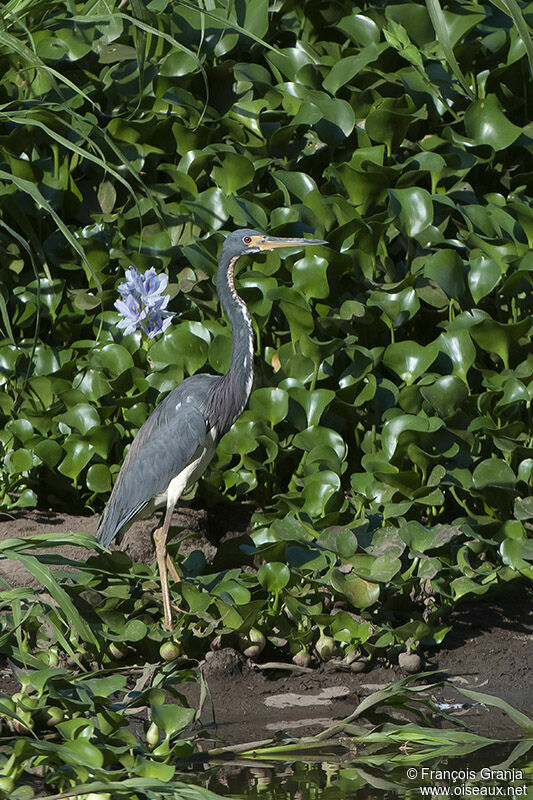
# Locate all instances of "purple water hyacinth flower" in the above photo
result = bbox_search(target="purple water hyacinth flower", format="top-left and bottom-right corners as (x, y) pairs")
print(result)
(140, 268), (168, 304)
(115, 293), (147, 335)
(117, 267), (144, 299)
(143, 307), (174, 338)
(115, 266), (174, 338)
(150, 292), (170, 311)
(141, 294), (174, 338)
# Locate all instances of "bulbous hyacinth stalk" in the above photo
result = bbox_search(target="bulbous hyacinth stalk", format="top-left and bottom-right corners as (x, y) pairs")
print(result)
(115, 267), (174, 337)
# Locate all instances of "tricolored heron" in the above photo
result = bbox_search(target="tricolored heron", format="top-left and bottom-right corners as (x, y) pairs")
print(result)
(97, 229), (326, 630)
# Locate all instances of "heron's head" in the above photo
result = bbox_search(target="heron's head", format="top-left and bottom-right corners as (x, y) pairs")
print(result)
(222, 229), (327, 260)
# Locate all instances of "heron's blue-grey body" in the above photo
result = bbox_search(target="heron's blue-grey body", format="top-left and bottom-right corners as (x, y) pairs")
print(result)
(97, 229), (326, 629)
(97, 374), (219, 547)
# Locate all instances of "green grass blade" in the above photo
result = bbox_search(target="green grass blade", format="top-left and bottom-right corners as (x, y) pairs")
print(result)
(46, 607), (85, 669)
(129, 0), (148, 118)
(70, 10), (210, 120)
(491, 0), (533, 78)
(66, 107), (164, 222)
(352, 675), (442, 718)
(2, 551), (98, 647)
(11, 597), (26, 665)
(179, 0), (278, 52)
(8, 597), (51, 668)
(30, 778), (227, 800)
(0, 532), (99, 551)
(491, 738), (533, 770)
(0, 217), (43, 413)
(425, 0), (475, 98)
(0, 697), (38, 739)
(1, 112), (143, 220)
(373, 723), (489, 744)
(0, 290), (14, 344)
(0, 28), (96, 108)
(2, 0), (49, 14)
(0, 170), (101, 291)
(458, 687), (533, 733)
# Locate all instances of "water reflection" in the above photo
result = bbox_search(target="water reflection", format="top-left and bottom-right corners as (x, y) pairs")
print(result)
(177, 742), (531, 799)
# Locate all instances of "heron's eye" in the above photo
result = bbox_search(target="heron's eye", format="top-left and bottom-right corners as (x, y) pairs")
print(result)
(243, 235), (252, 244)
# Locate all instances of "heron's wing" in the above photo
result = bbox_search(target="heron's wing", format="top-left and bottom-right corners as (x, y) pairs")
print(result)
(97, 391), (212, 547)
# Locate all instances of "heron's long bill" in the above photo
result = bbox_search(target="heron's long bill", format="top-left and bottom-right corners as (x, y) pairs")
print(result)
(257, 236), (327, 250)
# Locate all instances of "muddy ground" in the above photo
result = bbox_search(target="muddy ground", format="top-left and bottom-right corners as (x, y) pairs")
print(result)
(0, 507), (531, 744)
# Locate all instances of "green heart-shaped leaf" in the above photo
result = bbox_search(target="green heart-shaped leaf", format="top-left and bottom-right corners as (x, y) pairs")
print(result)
(331, 569), (380, 609)
(383, 341), (439, 385)
(250, 388), (289, 426)
(472, 458), (516, 490)
(389, 187), (434, 236)
(257, 562), (290, 592)
(464, 95), (522, 149)
(421, 376), (469, 418)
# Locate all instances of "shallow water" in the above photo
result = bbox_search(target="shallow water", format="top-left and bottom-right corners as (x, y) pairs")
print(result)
(172, 739), (533, 800)
(176, 741), (532, 799)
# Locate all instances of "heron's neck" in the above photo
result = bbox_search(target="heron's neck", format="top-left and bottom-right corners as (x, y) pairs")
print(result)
(212, 255), (254, 433)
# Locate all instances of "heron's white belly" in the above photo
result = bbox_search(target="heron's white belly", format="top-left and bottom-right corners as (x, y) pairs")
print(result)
(154, 426), (218, 510)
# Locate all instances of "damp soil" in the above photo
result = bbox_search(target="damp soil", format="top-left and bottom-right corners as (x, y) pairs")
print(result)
(0, 506), (531, 744)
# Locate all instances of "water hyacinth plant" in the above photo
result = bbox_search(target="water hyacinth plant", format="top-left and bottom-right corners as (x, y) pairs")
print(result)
(115, 267), (174, 337)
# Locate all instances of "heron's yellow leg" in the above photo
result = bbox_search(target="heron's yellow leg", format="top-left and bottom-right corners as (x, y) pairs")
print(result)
(153, 503), (177, 631)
